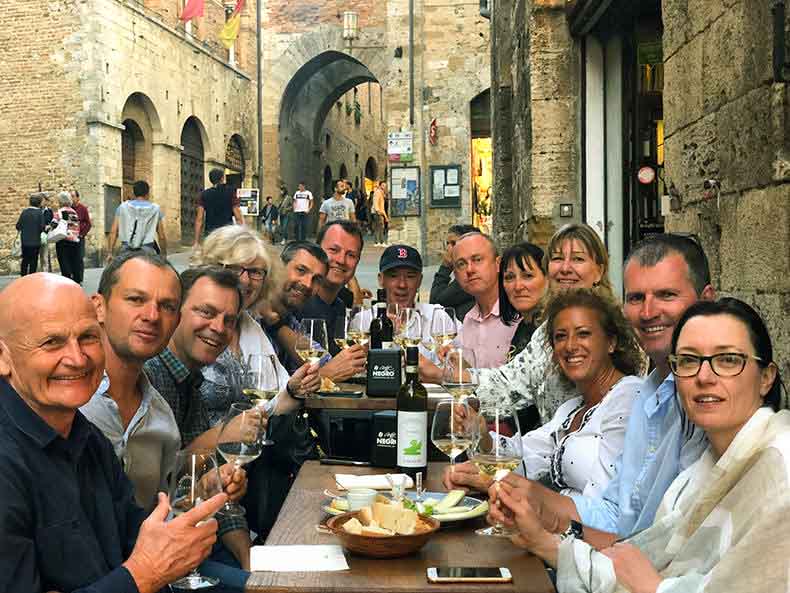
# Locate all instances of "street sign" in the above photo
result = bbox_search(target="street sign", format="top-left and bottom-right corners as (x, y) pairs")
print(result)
(387, 131), (414, 157)
(237, 188), (260, 216)
(637, 166), (656, 185)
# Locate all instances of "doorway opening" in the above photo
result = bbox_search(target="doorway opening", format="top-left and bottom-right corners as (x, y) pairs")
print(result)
(470, 89), (493, 234)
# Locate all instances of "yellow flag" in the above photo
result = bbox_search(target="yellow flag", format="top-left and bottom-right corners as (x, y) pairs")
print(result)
(219, 13), (241, 49)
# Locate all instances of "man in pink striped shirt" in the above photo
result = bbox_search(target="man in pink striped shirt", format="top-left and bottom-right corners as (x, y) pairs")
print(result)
(453, 232), (517, 368)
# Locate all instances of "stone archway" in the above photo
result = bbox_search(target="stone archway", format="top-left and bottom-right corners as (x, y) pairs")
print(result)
(323, 165), (333, 199)
(180, 117), (206, 241)
(120, 92), (160, 201)
(225, 134), (246, 199)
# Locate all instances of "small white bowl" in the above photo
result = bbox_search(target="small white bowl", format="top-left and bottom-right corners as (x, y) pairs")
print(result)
(346, 488), (377, 511)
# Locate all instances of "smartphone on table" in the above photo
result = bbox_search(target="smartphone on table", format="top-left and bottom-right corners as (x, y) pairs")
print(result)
(426, 567), (513, 583)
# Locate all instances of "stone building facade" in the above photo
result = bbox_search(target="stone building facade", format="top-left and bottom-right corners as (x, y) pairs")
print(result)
(0, 0), (262, 273)
(262, 0), (491, 260)
(490, 0), (789, 374)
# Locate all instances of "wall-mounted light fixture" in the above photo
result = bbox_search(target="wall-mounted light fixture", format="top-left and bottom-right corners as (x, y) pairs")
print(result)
(343, 11), (359, 54)
(479, 0), (491, 19)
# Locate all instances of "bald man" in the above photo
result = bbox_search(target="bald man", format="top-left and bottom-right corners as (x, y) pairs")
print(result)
(0, 273), (226, 593)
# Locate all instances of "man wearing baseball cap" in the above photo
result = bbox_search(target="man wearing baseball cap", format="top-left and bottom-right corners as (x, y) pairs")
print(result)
(378, 245), (461, 363)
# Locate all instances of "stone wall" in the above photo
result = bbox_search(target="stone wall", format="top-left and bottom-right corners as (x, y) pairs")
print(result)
(0, 0), (259, 272)
(662, 0), (790, 377)
(490, 0), (580, 251)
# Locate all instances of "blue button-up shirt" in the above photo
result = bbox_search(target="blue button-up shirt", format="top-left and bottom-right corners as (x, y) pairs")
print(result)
(571, 370), (708, 537)
(0, 379), (148, 593)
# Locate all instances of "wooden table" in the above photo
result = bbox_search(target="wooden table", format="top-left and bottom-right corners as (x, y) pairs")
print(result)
(304, 383), (451, 411)
(245, 462), (554, 593)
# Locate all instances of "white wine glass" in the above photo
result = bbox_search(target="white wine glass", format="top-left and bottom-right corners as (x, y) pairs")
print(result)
(348, 304), (373, 347)
(395, 307), (423, 349)
(469, 403), (523, 537)
(334, 310), (353, 351)
(243, 353), (279, 445)
(441, 347), (478, 401)
(168, 449), (224, 590)
(429, 307), (458, 353)
(431, 399), (476, 470)
(295, 318), (328, 365)
(216, 402), (265, 516)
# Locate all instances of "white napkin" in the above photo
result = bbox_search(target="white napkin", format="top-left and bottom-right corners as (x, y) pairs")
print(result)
(335, 473), (414, 490)
(251, 545), (349, 572)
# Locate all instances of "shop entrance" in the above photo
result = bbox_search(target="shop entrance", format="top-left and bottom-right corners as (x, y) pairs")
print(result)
(470, 89), (493, 233)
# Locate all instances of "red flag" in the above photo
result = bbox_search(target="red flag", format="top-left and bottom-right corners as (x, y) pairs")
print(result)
(180, 0), (204, 21)
(230, 0), (244, 16)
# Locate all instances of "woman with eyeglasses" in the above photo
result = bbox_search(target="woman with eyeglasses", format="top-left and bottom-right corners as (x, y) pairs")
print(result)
(191, 225), (320, 424)
(490, 298), (788, 593)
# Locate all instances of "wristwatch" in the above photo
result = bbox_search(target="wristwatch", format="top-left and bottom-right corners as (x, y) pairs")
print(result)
(560, 520), (584, 541)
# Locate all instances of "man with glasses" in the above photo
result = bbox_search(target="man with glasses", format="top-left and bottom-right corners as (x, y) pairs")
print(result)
(429, 224), (478, 320)
(491, 234), (715, 547)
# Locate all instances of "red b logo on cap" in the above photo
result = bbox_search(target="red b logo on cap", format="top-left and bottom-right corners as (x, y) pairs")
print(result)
(397, 248), (407, 259)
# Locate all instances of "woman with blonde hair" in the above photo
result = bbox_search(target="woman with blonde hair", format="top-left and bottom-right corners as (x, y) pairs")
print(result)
(191, 225), (319, 424)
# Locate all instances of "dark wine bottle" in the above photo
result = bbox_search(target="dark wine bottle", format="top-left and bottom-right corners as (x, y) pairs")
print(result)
(369, 289), (394, 349)
(396, 347), (428, 482)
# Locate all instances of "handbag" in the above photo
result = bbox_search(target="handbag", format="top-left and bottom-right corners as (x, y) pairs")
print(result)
(47, 218), (69, 243)
(11, 232), (21, 258)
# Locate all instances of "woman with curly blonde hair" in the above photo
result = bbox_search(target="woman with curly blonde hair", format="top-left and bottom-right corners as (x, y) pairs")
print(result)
(452, 288), (643, 499)
(191, 225), (319, 425)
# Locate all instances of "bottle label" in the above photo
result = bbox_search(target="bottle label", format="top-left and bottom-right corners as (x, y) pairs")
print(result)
(397, 411), (427, 467)
(382, 341), (394, 349)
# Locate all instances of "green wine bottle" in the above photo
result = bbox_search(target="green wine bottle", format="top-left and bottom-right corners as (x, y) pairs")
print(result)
(396, 346), (428, 482)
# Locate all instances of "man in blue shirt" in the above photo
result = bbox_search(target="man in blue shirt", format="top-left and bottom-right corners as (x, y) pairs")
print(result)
(0, 273), (225, 593)
(493, 235), (715, 548)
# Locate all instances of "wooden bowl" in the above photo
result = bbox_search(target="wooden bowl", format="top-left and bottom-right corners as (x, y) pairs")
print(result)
(326, 511), (440, 558)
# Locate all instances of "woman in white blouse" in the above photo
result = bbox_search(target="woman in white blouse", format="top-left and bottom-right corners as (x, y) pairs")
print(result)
(446, 288), (643, 498)
(191, 225), (320, 425)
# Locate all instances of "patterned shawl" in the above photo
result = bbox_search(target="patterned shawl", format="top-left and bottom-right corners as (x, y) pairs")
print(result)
(557, 407), (790, 593)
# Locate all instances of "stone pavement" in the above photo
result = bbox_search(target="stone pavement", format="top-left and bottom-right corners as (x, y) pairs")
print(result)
(0, 241), (441, 301)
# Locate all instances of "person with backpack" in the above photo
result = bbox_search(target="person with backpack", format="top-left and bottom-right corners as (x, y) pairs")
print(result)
(105, 180), (168, 261)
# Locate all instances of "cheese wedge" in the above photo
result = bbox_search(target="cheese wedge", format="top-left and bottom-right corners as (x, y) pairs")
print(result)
(394, 508), (418, 535)
(361, 525), (393, 536)
(343, 517), (363, 535)
(358, 506), (374, 526)
(372, 502), (402, 532)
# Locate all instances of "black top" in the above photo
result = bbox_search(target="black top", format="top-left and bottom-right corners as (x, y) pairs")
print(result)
(15, 207), (45, 247)
(510, 319), (538, 358)
(0, 379), (148, 593)
(429, 264), (475, 321)
(301, 293), (346, 356)
(338, 286), (354, 308)
(199, 185), (234, 234)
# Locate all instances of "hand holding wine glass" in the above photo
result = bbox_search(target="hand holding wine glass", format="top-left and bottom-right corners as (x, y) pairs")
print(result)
(165, 449), (225, 589)
(243, 353), (279, 444)
(216, 402), (265, 516)
(295, 318), (328, 364)
(395, 307), (423, 349)
(469, 403), (523, 537)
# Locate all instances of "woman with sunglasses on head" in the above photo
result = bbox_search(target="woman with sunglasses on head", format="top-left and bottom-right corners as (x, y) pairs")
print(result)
(491, 297), (788, 593)
(191, 225), (320, 425)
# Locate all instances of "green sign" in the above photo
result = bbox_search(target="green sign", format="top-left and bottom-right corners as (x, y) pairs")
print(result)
(638, 41), (663, 65)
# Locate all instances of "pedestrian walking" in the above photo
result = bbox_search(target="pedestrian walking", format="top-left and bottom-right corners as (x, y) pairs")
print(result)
(318, 179), (357, 228)
(292, 181), (314, 241)
(371, 180), (389, 246)
(193, 168), (244, 246)
(15, 195), (47, 276)
(39, 195), (54, 272)
(70, 189), (92, 284)
(105, 180), (168, 260)
(262, 195), (279, 241)
(279, 187), (293, 244)
(52, 191), (81, 280)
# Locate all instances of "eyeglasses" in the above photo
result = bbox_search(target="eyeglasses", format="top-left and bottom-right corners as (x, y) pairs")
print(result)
(222, 264), (267, 281)
(667, 352), (763, 378)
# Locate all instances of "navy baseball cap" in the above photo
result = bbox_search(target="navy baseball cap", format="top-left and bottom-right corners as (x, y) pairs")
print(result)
(379, 244), (423, 273)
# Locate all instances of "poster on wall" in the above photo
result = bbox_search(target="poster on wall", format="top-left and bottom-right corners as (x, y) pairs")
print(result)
(430, 165), (461, 208)
(237, 188), (260, 216)
(389, 166), (421, 217)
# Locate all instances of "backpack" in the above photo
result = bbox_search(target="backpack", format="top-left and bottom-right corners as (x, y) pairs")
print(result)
(125, 202), (160, 249)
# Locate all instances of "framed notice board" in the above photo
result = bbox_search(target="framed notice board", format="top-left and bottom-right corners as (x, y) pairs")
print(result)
(430, 165), (461, 208)
(389, 166), (421, 217)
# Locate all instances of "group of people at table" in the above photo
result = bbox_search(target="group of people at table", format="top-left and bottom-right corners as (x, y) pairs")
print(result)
(0, 216), (787, 593)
